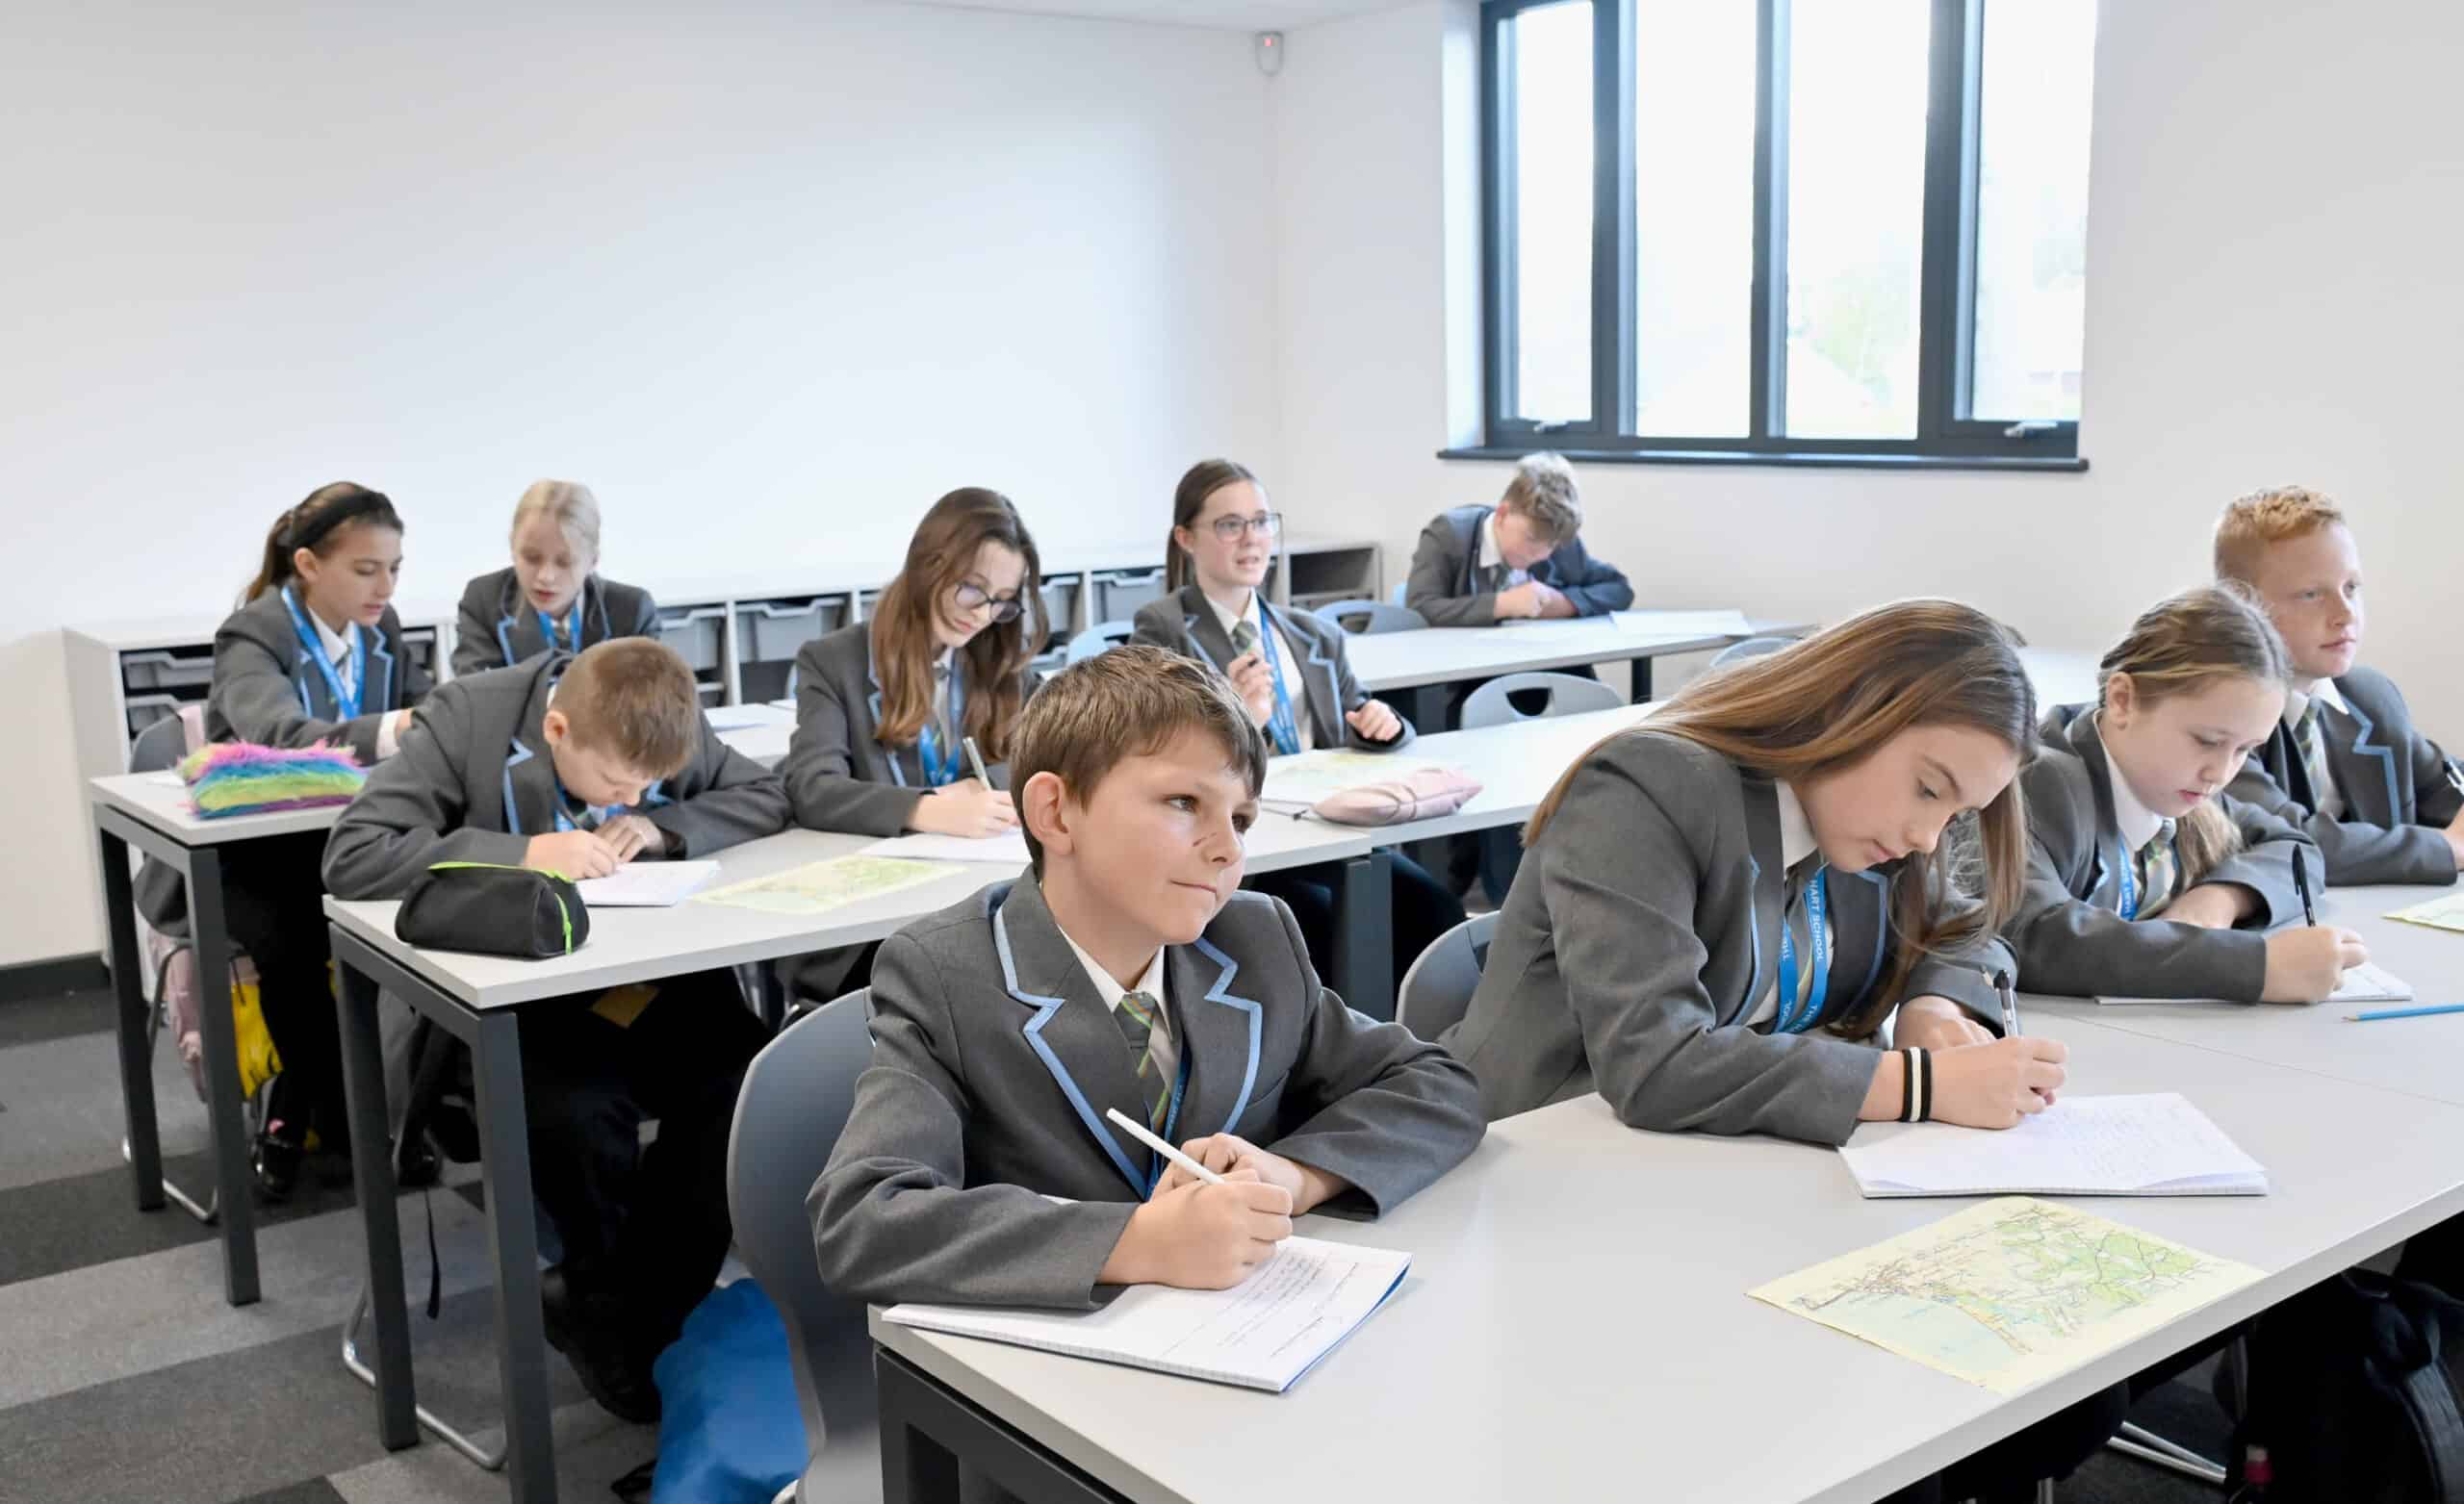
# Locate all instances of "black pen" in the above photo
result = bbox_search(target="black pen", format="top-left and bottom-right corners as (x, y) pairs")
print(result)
(2294, 845), (2318, 929)
(1994, 967), (2020, 1039)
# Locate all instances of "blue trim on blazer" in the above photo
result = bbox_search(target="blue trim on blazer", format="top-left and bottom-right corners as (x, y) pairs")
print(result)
(993, 896), (1149, 1197)
(502, 738), (536, 835)
(1741, 854), (1764, 1021)
(2344, 695), (2402, 820)
(1188, 934), (1264, 1133)
(368, 633), (395, 710)
(1184, 600), (1337, 740)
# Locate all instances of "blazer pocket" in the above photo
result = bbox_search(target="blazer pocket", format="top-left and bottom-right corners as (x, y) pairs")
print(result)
(1230, 1068), (1293, 1139)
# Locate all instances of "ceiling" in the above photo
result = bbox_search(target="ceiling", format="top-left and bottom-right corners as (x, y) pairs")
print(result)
(886, 0), (1419, 34)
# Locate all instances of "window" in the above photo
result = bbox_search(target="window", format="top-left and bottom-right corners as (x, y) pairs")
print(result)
(1475, 0), (2095, 467)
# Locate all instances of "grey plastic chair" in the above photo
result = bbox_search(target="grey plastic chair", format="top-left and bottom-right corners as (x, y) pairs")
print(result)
(1065, 621), (1136, 663)
(1314, 599), (1426, 635)
(1459, 671), (1623, 730)
(727, 988), (878, 1504)
(1707, 635), (1796, 670)
(1389, 580), (1408, 607)
(1396, 912), (1499, 1041)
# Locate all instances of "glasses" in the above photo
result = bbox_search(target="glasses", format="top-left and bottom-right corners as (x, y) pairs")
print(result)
(1206, 511), (1282, 543)
(952, 581), (1024, 623)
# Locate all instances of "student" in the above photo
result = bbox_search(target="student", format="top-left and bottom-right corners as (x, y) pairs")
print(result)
(2005, 584), (2364, 1004)
(206, 481), (431, 1198)
(808, 645), (1483, 1309)
(2214, 485), (2463, 885)
(780, 487), (1043, 996)
(451, 478), (660, 676)
(322, 638), (788, 1422)
(1402, 451), (1632, 626)
(1132, 458), (1467, 982)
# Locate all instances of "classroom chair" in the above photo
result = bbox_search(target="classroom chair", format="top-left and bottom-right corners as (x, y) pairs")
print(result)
(1397, 912), (1498, 1040)
(1707, 635), (1796, 670)
(726, 988), (879, 1504)
(1314, 599), (1426, 635)
(1389, 580), (1408, 607)
(1065, 621), (1136, 663)
(1459, 673), (1623, 905)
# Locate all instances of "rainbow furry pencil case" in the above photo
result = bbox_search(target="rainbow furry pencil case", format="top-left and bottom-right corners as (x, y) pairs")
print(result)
(178, 742), (366, 818)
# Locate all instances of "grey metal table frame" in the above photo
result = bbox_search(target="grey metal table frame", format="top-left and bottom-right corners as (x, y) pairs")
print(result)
(879, 1349), (1132, 1504)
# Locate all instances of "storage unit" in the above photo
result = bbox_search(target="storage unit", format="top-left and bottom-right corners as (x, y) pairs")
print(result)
(654, 601), (733, 701)
(1090, 567), (1168, 625)
(732, 594), (853, 704)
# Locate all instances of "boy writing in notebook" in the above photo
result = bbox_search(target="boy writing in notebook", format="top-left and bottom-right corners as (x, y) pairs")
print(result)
(1403, 451), (1633, 625)
(322, 639), (790, 1422)
(809, 644), (1483, 1307)
(2216, 485), (2463, 885)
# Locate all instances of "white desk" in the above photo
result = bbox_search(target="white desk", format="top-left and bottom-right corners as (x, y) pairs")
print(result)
(1347, 616), (1812, 700)
(86, 774), (353, 1308)
(872, 1013), (2464, 1504)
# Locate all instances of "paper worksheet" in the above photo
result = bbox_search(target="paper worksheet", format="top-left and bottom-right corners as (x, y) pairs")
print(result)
(883, 1235), (1413, 1393)
(575, 860), (722, 907)
(1612, 608), (1755, 640)
(859, 829), (1033, 866)
(701, 703), (790, 732)
(2095, 958), (2413, 1007)
(693, 854), (951, 915)
(2390, 892), (2464, 935)
(1838, 1093), (2268, 1198)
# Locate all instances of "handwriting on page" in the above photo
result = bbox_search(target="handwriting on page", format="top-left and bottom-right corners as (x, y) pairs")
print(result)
(1843, 1093), (2264, 1194)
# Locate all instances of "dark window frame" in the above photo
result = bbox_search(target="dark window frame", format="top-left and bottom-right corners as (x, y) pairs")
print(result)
(1461, 0), (2086, 472)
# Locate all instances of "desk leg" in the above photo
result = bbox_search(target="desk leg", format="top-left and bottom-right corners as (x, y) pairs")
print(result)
(335, 950), (417, 1452)
(876, 1349), (1130, 1504)
(471, 1008), (557, 1504)
(186, 849), (260, 1306)
(1331, 851), (1395, 1022)
(99, 825), (165, 1213)
(1630, 656), (1654, 703)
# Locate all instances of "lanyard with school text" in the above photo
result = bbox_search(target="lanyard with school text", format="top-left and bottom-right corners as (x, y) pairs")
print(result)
(281, 585), (365, 718)
(1253, 609), (1303, 755)
(1774, 864), (1833, 1034)
(912, 669), (969, 787)
(2115, 835), (2140, 920)
(536, 600), (582, 653)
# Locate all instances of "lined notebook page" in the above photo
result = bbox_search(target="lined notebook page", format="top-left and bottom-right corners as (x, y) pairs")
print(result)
(1839, 1093), (2268, 1198)
(883, 1236), (1412, 1393)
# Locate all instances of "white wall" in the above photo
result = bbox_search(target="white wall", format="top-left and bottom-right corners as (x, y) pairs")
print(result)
(0, 0), (1281, 967)
(1273, 0), (2464, 733)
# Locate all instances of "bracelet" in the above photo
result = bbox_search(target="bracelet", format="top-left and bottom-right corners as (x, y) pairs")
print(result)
(1902, 1047), (1930, 1123)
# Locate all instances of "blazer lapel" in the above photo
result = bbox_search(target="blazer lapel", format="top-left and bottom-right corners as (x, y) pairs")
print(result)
(367, 622), (397, 711)
(1268, 603), (1345, 744)
(860, 626), (921, 789)
(1179, 585), (1239, 675)
(500, 669), (564, 835)
(991, 880), (1164, 1196)
(2330, 684), (2402, 823)
(2062, 712), (2129, 909)
(1737, 777), (1785, 1028)
(1831, 869), (1891, 1017)
(1165, 936), (1265, 1138)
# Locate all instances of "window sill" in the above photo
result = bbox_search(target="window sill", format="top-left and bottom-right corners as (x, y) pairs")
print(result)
(1437, 446), (2090, 474)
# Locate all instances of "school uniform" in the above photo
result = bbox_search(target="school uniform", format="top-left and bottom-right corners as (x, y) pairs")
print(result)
(2007, 704), (2315, 1003)
(1130, 584), (1464, 986)
(205, 587), (435, 1154)
(450, 567), (661, 677)
(808, 877), (1484, 1309)
(1440, 728), (2014, 1141)
(1402, 502), (1634, 627)
(321, 654), (788, 1362)
(781, 620), (1035, 837)
(2224, 666), (2462, 887)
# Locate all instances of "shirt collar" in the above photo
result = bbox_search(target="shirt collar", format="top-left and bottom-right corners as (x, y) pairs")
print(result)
(2094, 719), (2169, 852)
(1774, 780), (1819, 873)
(1478, 507), (1502, 573)
(933, 645), (955, 677)
(304, 604), (353, 665)
(1202, 587), (1261, 640)
(1057, 924), (1168, 1016)
(2286, 677), (2350, 727)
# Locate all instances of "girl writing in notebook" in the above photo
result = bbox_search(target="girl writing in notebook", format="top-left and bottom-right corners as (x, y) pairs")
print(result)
(451, 478), (660, 676)
(206, 481), (433, 1198)
(1131, 458), (1466, 983)
(2004, 583), (2363, 1004)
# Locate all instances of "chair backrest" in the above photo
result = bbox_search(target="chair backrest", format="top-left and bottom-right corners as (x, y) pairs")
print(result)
(1397, 911), (1499, 1039)
(1708, 635), (1795, 670)
(1390, 580), (1408, 607)
(1459, 671), (1624, 730)
(725, 989), (873, 1482)
(1065, 621), (1136, 663)
(127, 704), (203, 775)
(1314, 600), (1426, 636)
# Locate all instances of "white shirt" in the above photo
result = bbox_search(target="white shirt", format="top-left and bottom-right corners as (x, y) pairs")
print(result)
(1747, 781), (1833, 1028)
(2285, 678), (2350, 820)
(1059, 924), (1177, 1096)
(1476, 507), (1531, 590)
(305, 606), (402, 761)
(2095, 721), (2169, 857)
(1205, 587), (1317, 752)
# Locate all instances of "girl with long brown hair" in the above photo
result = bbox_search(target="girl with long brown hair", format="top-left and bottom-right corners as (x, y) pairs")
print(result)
(2007, 583), (2363, 1003)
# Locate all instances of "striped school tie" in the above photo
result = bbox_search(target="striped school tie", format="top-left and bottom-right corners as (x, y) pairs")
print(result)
(1113, 990), (1170, 1134)
(930, 660), (953, 749)
(2137, 821), (2180, 918)
(2297, 703), (2333, 810)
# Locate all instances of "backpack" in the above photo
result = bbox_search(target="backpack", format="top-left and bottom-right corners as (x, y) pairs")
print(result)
(2225, 1267), (2464, 1502)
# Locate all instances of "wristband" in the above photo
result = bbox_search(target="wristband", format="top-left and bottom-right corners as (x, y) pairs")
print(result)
(1902, 1047), (1930, 1123)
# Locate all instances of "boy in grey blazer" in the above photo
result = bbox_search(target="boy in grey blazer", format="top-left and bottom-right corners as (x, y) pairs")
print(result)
(810, 646), (1481, 1309)
(1403, 453), (1632, 627)
(322, 640), (784, 1423)
(451, 566), (661, 677)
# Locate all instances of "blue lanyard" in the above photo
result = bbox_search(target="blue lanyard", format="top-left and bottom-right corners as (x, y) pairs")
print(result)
(1252, 608), (1302, 756)
(2115, 834), (2139, 920)
(536, 599), (582, 653)
(912, 667), (969, 787)
(1774, 864), (1832, 1034)
(281, 585), (366, 719)
(549, 769), (628, 833)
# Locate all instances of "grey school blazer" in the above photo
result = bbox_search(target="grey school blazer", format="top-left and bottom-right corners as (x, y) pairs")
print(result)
(321, 653), (789, 900)
(1439, 730), (2013, 1144)
(1403, 503), (1634, 627)
(450, 567), (660, 677)
(2226, 666), (2462, 887)
(2005, 705), (2315, 1004)
(808, 877), (1484, 1310)
(207, 589), (433, 765)
(780, 620), (1036, 837)
(1128, 585), (1413, 752)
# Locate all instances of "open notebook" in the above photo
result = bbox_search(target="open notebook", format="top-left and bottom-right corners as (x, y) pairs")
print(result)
(2094, 958), (2412, 1007)
(1839, 1093), (2268, 1198)
(574, 860), (722, 907)
(882, 1236), (1411, 1393)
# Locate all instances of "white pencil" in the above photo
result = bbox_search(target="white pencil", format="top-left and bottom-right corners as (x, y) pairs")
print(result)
(1104, 1108), (1225, 1187)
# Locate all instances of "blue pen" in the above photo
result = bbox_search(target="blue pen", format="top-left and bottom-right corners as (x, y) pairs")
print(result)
(2347, 1003), (2464, 1023)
